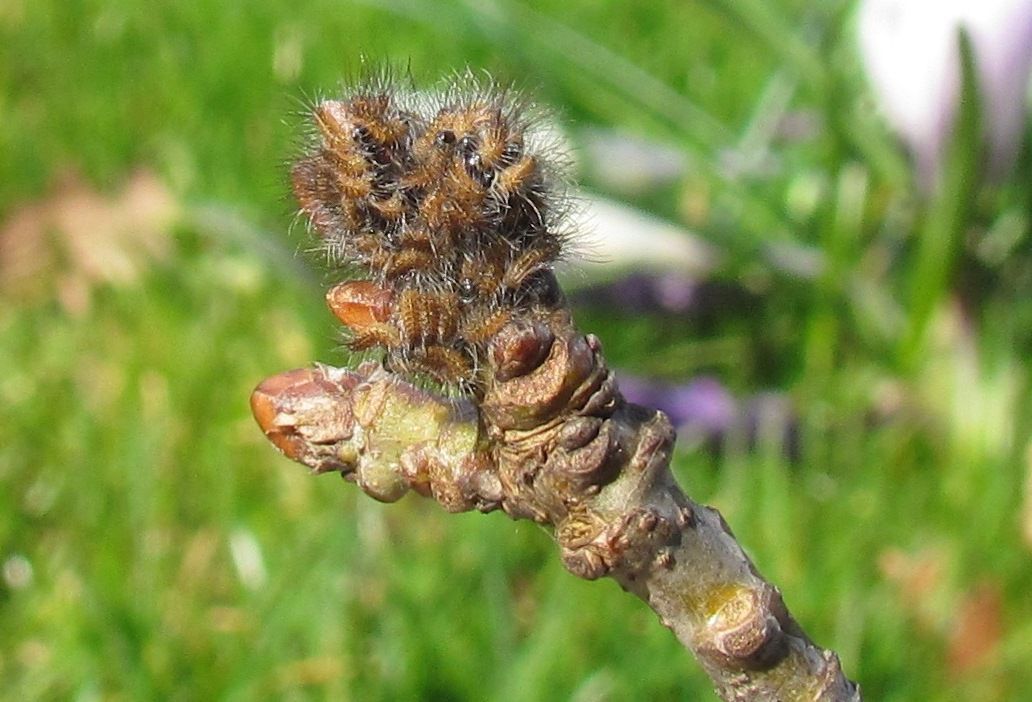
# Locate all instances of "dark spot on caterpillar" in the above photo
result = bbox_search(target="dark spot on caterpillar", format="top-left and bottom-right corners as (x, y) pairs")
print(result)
(500, 142), (521, 165)
(436, 129), (456, 146)
(473, 167), (494, 187)
(351, 124), (372, 145)
(518, 270), (563, 309)
(381, 225), (402, 251)
(401, 186), (422, 207)
(458, 277), (477, 303)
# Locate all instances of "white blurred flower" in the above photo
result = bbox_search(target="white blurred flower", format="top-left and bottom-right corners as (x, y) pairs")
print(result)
(565, 192), (719, 284)
(3, 554), (33, 589)
(229, 528), (267, 590)
(857, 0), (1032, 185)
(578, 127), (686, 196)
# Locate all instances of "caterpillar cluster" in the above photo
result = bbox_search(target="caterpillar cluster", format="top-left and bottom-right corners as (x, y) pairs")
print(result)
(291, 73), (570, 393)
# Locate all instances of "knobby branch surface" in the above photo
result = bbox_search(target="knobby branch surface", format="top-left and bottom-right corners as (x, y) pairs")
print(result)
(252, 283), (861, 701)
(254, 72), (860, 700)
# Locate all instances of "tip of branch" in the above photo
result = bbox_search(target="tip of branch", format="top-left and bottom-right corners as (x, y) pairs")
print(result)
(250, 366), (362, 473)
(251, 368), (317, 463)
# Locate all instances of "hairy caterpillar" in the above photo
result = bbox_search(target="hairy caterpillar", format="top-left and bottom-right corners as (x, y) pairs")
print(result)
(292, 72), (572, 393)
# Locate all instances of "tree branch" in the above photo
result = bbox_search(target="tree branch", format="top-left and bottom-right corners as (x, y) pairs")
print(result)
(253, 72), (861, 700)
(251, 298), (861, 701)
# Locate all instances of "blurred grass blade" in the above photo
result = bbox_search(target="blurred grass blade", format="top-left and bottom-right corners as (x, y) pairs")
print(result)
(489, 1), (802, 247)
(901, 28), (983, 366)
(705, 0), (829, 93)
(713, 0), (912, 188)
(463, 0), (734, 148)
(375, 0), (799, 249)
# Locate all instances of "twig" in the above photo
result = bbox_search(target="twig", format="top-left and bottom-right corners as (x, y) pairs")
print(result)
(251, 297), (860, 700)
(250, 72), (861, 700)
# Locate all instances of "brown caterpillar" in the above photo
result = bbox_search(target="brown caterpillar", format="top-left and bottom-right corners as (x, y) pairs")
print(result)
(292, 72), (570, 393)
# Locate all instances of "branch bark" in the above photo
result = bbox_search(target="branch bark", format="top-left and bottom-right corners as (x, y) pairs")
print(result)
(251, 295), (861, 701)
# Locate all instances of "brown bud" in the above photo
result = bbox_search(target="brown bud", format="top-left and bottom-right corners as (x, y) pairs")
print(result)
(489, 321), (554, 382)
(250, 368), (317, 461)
(250, 366), (361, 474)
(705, 584), (787, 669)
(326, 280), (394, 332)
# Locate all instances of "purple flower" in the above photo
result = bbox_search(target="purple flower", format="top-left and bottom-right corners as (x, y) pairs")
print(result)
(620, 375), (737, 433)
(618, 374), (799, 458)
(570, 271), (755, 321)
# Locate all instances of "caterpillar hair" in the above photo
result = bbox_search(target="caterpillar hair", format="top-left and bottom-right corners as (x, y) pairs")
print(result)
(291, 71), (574, 394)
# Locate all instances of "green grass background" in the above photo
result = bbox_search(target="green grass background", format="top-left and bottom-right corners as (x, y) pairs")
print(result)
(2, 0), (1031, 699)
